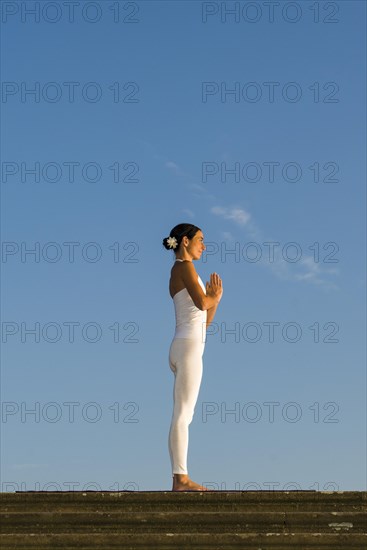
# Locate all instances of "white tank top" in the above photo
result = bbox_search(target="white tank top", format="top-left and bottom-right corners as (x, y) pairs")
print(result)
(172, 259), (207, 342)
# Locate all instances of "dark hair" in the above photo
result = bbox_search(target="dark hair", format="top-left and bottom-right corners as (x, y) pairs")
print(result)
(162, 223), (201, 253)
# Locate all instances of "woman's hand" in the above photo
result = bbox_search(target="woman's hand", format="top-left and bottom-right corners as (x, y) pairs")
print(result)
(206, 272), (223, 303)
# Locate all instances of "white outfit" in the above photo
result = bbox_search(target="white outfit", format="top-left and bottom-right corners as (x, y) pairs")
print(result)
(168, 259), (207, 475)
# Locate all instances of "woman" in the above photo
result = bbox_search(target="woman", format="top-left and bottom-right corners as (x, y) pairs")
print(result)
(163, 223), (223, 491)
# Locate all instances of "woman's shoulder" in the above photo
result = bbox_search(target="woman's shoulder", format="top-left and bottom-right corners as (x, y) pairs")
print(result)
(171, 260), (196, 273)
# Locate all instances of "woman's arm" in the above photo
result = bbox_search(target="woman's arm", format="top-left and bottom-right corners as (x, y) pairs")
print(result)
(205, 272), (222, 327)
(206, 303), (218, 328)
(180, 261), (220, 310)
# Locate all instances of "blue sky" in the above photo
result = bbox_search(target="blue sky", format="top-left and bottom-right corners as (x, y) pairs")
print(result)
(1, 0), (366, 492)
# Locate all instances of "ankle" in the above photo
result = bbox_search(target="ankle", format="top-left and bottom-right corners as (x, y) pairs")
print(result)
(173, 473), (189, 481)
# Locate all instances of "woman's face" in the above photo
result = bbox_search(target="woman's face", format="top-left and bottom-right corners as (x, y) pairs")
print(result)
(188, 230), (206, 259)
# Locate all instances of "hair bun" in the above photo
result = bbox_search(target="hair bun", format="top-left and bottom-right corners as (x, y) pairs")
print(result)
(162, 236), (172, 250)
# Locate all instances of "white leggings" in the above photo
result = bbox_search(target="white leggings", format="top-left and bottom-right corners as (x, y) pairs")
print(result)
(168, 337), (205, 475)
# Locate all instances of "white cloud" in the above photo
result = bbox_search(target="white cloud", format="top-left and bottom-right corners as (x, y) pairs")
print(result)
(188, 183), (206, 193)
(147, 143), (340, 291)
(267, 252), (339, 290)
(211, 205), (251, 225)
(165, 161), (178, 170)
(221, 231), (234, 241)
(209, 203), (339, 290)
(165, 161), (185, 177)
(182, 208), (195, 218)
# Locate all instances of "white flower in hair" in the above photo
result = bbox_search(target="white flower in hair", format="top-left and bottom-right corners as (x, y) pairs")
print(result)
(167, 236), (178, 249)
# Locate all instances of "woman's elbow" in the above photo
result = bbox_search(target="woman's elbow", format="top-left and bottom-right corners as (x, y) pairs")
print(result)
(198, 297), (207, 311)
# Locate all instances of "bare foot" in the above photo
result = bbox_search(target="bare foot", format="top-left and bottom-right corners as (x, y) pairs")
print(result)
(172, 476), (208, 492)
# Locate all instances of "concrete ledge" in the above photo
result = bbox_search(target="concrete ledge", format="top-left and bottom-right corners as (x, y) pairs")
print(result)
(1, 491), (366, 550)
(2, 490), (366, 510)
(1, 532), (367, 549)
(1, 511), (366, 533)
